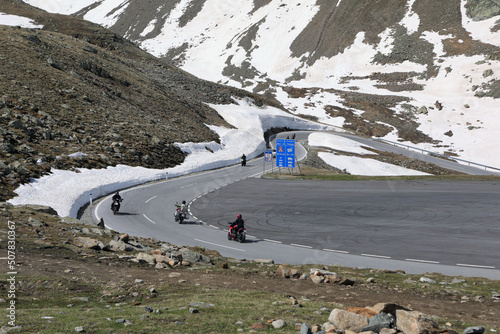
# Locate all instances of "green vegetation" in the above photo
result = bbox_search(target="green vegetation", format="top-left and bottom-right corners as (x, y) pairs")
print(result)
(2, 260), (499, 333)
(3, 273), (332, 333)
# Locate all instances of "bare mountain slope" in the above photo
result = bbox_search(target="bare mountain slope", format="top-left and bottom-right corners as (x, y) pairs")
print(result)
(0, 1), (282, 201)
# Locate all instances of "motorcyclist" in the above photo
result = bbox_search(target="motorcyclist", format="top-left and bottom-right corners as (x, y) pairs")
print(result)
(175, 200), (187, 218)
(111, 191), (122, 209)
(230, 214), (245, 236)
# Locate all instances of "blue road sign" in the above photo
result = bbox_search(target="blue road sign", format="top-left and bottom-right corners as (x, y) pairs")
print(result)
(276, 139), (295, 168)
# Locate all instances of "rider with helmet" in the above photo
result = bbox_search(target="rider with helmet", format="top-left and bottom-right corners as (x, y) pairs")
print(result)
(230, 214), (245, 236)
(111, 191), (122, 209)
(175, 200), (187, 218)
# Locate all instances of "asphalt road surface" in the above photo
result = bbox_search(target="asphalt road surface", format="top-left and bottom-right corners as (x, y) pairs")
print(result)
(94, 132), (500, 279)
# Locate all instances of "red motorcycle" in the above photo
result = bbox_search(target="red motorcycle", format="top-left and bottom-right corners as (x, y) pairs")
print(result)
(228, 223), (246, 243)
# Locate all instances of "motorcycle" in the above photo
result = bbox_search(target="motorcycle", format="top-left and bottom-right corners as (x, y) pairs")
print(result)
(228, 223), (246, 243)
(111, 199), (122, 215)
(174, 203), (189, 224)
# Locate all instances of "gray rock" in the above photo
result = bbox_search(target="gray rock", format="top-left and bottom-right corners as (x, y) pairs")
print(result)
(466, 0), (500, 21)
(419, 277), (436, 284)
(83, 45), (98, 54)
(109, 240), (133, 252)
(395, 309), (439, 334)
(27, 217), (48, 227)
(300, 323), (312, 334)
(272, 319), (286, 329)
(47, 57), (63, 70)
(482, 69), (493, 77)
(177, 247), (212, 264)
(73, 237), (105, 250)
(463, 327), (485, 334)
(329, 309), (370, 332)
(362, 312), (394, 333)
(136, 253), (156, 264)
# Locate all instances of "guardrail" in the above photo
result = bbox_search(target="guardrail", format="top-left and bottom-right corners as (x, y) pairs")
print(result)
(374, 138), (500, 173)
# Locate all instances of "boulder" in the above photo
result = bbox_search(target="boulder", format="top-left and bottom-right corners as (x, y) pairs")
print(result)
(74, 237), (105, 250)
(395, 309), (440, 334)
(300, 323), (312, 334)
(152, 254), (170, 264)
(272, 319), (286, 329)
(328, 309), (370, 332)
(177, 247), (212, 264)
(136, 253), (156, 265)
(362, 312), (395, 333)
(277, 264), (302, 278)
(310, 275), (325, 284)
(109, 239), (133, 252)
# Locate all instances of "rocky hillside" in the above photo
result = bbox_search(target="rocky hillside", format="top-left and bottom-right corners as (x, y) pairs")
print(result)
(1, 203), (499, 332)
(0, 1), (283, 201)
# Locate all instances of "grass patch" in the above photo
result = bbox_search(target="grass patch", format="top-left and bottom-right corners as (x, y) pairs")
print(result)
(4, 274), (333, 333)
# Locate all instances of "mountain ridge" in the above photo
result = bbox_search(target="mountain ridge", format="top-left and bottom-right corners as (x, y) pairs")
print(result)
(29, 0), (500, 167)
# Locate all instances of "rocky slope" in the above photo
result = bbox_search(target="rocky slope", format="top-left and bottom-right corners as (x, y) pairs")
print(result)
(1, 203), (499, 332)
(0, 1), (283, 201)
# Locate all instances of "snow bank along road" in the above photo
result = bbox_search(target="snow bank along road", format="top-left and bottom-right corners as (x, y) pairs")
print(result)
(94, 134), (500, 279)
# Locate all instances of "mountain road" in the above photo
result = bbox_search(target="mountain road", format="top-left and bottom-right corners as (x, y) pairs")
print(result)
(94, 132), (500, 279)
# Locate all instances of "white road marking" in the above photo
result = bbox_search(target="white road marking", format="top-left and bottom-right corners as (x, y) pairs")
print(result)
(405, 258), (440, 264)
(194, 239), (245, 251)
(291, 243), (313, 249)
(456, 263), (495, 269)
(264, 239), (282, 244)
(145, 195), (157, 203)
(142, 214), (156, 224)
(361, 253), (391, 259)
(180, 183), (196, 189)
(323, 249), (349, 254)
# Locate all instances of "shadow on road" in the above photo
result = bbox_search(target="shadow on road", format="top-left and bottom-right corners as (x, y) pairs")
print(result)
(113, 212), (139, 216)
(178, 220), (202, 225)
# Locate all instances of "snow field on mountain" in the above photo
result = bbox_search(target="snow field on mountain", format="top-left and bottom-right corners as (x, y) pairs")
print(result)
(21, 0), (500, 167)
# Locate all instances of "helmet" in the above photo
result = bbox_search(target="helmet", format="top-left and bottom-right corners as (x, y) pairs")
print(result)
(237, 214), (242, 219)
(182, 200), (186, 204)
